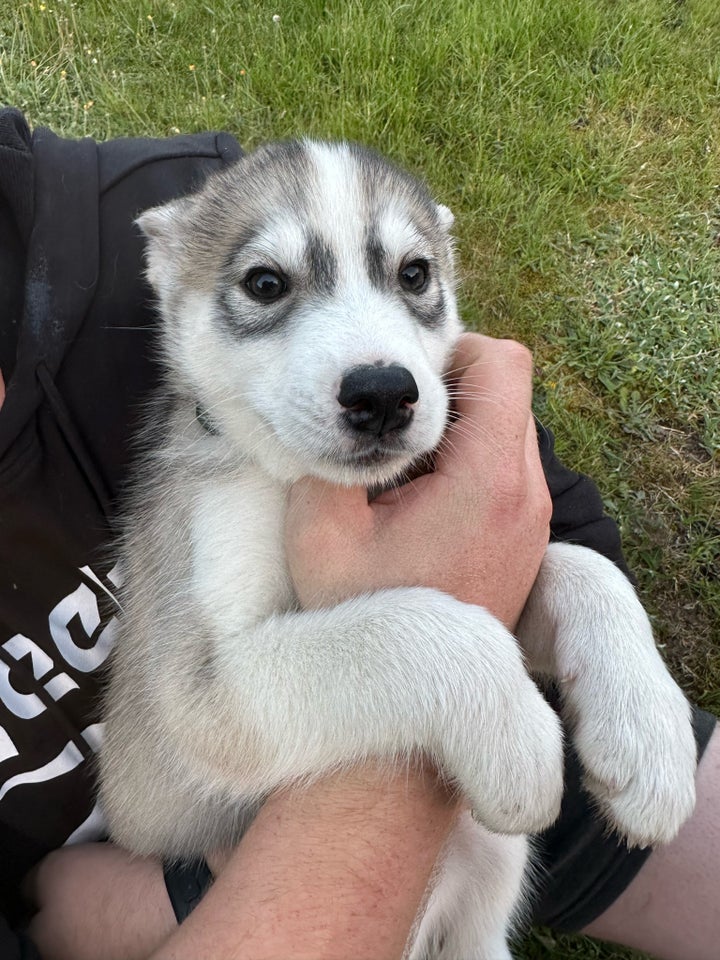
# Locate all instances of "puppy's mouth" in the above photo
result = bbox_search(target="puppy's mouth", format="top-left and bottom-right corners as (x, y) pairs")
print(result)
(307, 432), (410, 476)
(318, 402), (440, 480)
(322, 448), (408, 478)
(322, 438), (436, 486)
(342, 445), (407, 467)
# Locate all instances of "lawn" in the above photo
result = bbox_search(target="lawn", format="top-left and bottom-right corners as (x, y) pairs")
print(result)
(1, 1), (718, 957)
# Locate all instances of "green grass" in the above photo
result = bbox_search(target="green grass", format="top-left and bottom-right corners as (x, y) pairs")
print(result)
(2, 1), (718, 957)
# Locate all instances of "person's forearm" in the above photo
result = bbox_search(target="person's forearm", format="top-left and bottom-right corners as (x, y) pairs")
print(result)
(150, 764), (459, 960)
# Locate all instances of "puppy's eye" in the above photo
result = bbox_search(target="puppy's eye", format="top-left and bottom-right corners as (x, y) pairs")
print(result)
(244, 269), (288, 302)
(399, 260), (429, 293)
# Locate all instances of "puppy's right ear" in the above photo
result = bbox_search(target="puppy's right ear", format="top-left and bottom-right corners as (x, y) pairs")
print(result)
(135, 197), (193, 294)
(136, 205), (177, 241)
(135, 195), (193, 242)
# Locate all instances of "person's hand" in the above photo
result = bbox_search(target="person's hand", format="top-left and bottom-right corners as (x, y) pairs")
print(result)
(23, 843), (176, 960)
(285, 333), (551, 629)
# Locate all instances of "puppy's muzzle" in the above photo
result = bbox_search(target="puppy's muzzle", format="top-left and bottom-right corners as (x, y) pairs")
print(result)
(338, 364), (418, 437)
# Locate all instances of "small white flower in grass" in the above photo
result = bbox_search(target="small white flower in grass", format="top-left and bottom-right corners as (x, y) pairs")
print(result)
(272, 13), (280, 22)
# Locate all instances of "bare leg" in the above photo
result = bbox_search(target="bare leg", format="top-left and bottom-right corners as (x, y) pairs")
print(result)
(582, 726), (720, 960)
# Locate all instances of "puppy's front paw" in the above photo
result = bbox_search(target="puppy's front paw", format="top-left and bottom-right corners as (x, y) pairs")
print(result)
(574, 676), (696, 847)
(518, 541), (697, 848)
(458, 670), (565, 836)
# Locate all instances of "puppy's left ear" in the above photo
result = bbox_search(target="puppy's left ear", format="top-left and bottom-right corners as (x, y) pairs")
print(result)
(436, 204), (455, 231)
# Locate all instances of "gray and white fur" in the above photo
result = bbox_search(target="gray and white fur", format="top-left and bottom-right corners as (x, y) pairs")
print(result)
(100, 141), (697, 959)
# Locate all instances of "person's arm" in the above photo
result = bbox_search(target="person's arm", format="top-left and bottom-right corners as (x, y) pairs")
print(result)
(23, 334), (550, 960)
(151, 765), (459, 960)
(25, 766), (458, 960)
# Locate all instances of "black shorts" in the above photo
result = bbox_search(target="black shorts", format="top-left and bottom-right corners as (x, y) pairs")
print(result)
(164, 704), (716, 932)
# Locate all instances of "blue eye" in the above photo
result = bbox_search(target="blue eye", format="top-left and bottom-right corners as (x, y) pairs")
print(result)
(244, 269), (288, 302)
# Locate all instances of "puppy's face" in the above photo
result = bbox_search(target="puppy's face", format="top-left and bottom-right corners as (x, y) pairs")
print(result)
(139, 140), (462, 486)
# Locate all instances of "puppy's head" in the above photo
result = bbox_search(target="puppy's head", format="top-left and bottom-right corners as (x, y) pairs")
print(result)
(138, 140), (462, 486)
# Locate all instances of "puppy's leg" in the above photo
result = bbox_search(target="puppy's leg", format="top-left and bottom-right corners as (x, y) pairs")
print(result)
(409, 814), (527, 960)
(517, 541), (696, 846)
(102, 587), (564, 854)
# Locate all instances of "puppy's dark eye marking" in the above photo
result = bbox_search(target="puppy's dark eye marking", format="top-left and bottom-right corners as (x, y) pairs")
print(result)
(244, 269), (288, 302)
(365, 229), (386, 288)
(306, 232), (337, 294)
(399, 259), (430, 293)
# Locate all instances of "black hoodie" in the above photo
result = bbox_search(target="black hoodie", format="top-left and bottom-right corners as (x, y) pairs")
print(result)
(0, 108), (241, 955)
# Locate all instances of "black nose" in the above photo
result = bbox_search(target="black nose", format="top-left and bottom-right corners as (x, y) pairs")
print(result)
(338, 365), (419, 437)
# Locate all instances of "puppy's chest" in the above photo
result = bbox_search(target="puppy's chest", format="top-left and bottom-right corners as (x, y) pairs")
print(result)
(189, 468), (293, 632)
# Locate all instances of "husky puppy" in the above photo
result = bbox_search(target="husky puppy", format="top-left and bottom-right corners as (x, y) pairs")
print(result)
(100, 141), (697, 959)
